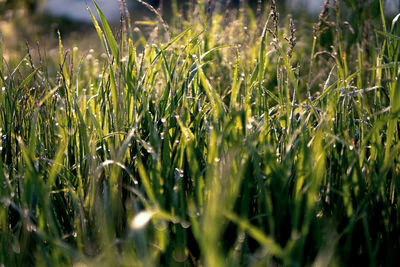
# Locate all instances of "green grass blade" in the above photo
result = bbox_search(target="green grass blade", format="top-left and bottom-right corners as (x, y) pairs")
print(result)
(93, 1), (120, 60)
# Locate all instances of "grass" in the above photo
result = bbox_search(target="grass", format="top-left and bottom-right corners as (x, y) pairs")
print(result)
(0, 0), (400, 266)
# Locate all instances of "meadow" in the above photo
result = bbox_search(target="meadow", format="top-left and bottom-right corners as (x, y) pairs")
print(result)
(1, 0), (400, 266)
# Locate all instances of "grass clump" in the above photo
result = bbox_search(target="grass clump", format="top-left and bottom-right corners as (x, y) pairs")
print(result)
(1, 0), (400, 266)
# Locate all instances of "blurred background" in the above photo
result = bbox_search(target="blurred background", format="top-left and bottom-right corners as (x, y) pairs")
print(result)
(0, 0), (399, 61)
(1, 0), (399, 20)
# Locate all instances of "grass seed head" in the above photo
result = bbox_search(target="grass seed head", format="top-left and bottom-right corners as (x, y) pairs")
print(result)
(313, 0), (334, 37)
(270, 0), (280, 38)
(285, 16), (296, 58)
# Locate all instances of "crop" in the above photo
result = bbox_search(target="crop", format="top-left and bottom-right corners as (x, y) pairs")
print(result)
(1, 0), (399, 266)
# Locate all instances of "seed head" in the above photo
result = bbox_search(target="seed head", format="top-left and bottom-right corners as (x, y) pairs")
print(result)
(313, 0), (331, 37)
(285, 16), (296, 58)
(270, 0), (279, 38)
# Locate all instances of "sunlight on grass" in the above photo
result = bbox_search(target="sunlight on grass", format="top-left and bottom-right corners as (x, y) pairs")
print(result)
(0, 0), (400, 266)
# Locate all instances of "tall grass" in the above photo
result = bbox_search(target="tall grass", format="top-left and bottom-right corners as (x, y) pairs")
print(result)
(1, 0), (400, 266)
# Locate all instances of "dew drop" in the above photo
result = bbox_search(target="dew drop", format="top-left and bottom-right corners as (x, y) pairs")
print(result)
(130, 211), (154, 230)
(180, 221), (191, 228)
(26, 223), (37, 232)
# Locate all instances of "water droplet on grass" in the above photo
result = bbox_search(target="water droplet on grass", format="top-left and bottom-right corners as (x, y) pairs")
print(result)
(26, 223), (37, 232)
(130, 211), (154, 230)
(180, 221), (191, 228)
(172, 248), (188, 262)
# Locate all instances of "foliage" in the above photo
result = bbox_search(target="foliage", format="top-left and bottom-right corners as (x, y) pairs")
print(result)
(1, 0), (400, 266)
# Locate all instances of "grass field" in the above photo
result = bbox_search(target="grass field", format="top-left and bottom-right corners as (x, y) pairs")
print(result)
(1, 0), (400, 266)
